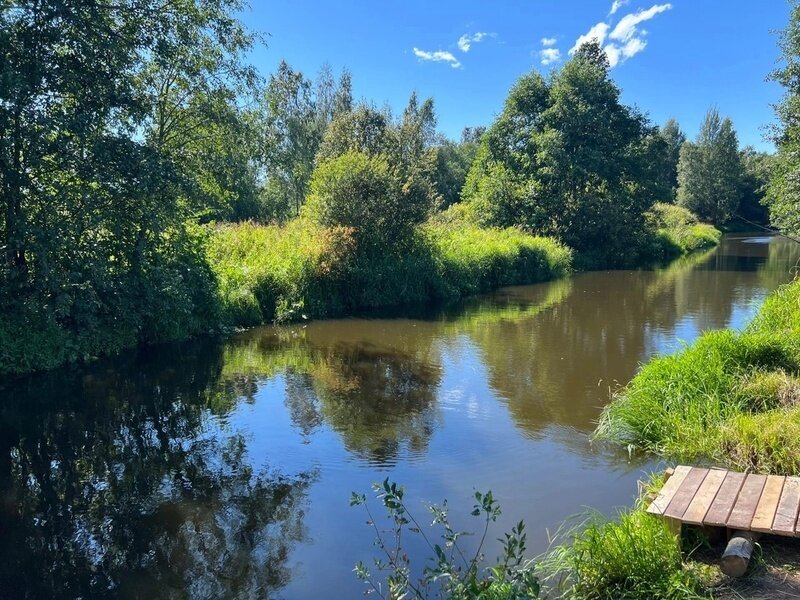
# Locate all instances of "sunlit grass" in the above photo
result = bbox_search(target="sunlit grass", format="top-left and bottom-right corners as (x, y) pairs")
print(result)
(596, 277), (800, 474)
(207, 217), (572, 327)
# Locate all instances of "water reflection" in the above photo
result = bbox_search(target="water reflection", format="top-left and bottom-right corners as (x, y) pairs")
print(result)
(0, 345), (314, 599)
(0, 235), (798, 598)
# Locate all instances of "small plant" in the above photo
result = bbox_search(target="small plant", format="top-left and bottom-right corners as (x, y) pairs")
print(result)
(350, 479), (540, 599)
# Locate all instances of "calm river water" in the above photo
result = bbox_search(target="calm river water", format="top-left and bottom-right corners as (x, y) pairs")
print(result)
(1, 234), (799, 599)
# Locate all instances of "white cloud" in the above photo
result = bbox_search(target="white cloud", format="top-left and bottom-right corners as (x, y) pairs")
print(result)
(608, 0), (630, 16)
(571, 3), (671, 68)
(610, 3), (672, 42)
(540, 47), (562, 65)
(541, 37), (558, 47)
(412, 47), (461, 68)
(569, 22), (610, 54)
(457, 32), (493, 52)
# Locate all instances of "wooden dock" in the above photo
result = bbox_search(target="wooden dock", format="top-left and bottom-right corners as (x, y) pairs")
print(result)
(647, 465), (800, 576)
(647, 465), (800, 536)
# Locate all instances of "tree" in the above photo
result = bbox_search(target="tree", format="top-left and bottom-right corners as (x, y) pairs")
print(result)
(765, 0), (800, 234)
(309, 95), (441, 242)
(0, 0), (259, 368)
(677, 108), (743, 225)
(262, 62), (352, 220)
(738, 148), (774, 225)
(658, 119), (687, 200)
(462, 42), (661, 266)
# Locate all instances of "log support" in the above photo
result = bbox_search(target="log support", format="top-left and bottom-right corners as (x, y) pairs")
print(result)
(720, 530), (760, 577)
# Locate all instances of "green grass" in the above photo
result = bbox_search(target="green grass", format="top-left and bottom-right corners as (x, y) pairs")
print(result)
(540, 490), (708, 600)
(644, 203), (722, 260)
(208, 217), (572, 327)
(596, 277), (800, 473)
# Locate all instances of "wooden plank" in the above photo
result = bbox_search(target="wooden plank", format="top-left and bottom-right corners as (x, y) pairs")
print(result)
(752, 475), (785, 533)
(705, 471), (747, 527)
(647, 466), (692, 515)
(772, 476), (800, 536)
(727, 473), (768, 531)
(683, 469), (727, 525)
(664, 467), (709, 519)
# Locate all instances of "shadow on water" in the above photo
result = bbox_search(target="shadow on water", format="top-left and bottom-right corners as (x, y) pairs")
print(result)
(1, 234), (799, 597)
(0, 343), (315, 599)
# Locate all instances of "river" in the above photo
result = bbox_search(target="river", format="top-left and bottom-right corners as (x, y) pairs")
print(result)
(1, 234), (798, 599)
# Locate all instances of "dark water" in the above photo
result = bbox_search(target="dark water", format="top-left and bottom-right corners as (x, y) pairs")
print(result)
(1, 234), (799, 599)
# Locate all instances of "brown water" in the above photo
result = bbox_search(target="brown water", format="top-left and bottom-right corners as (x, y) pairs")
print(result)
(1, 234), (798, 599)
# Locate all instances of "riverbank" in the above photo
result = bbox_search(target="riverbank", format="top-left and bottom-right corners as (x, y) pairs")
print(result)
(543, 274), (800, 598)
(0, 209), (719, 376)
(207, 218), (572, 326)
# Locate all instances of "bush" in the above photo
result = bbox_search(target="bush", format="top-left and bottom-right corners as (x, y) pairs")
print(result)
(305, 151), (423, 243)
(351, 480), (540, 599)
(640, 203), (721, 262)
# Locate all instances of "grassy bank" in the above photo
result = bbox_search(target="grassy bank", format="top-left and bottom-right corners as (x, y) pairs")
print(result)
(207, 217), (573, 327)
(645, 203), (722, 259)
(540, 275), (800, 599)
(596, 276), (800, 473)
(540, 483), (710, 600)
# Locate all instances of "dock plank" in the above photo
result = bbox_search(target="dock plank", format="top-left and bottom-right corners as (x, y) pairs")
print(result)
(705, 471), (747, 527)
(683, 469), (727, 525)
(772, 476), (800, 536)
(727, 474), (768, 530)
(752, 475), (785, 533)
(664, 467), (709, 519)
(647, 466), (692, 516)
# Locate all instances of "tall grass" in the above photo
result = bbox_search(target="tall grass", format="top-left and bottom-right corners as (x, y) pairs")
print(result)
(208, 218), (572, 328)
(596, 277), (800, 473)
(540, 494), (708, 600)
(643, 203), (721, 261)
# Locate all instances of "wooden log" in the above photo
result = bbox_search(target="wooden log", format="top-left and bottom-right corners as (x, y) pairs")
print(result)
(720, 531), (760, 577)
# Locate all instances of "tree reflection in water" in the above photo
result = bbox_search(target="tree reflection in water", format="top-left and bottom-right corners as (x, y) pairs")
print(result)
(0, 341), (315, 599)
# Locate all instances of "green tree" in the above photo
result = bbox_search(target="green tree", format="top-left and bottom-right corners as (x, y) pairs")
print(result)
(0, 0), (258, 370)
(262, 61), (352, 220)
(677, 108), (743, 225)
(433, 128), (482, 207)
(463, 42), (660, 266)
(309, 94), (441, 242)
(658, 118), (687, 200)
(738, 147), (774, 225)
(766, 0), (800, 234)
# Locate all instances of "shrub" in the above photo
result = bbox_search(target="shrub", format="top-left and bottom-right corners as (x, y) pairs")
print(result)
(351, 480), (540, 599)
(305, 151), (432, 244)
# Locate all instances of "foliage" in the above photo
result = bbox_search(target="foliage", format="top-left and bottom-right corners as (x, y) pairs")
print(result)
(207, 218), (571, 327)
(434, 130), (482, 207)
(595, 277), (800, 472)
(261, 61), (352, 220)
(350, 480), (540, 599)
(540, 499), (707, 600)
(305, 151), (431, 244)
(643, 203), (721, 260)
(0, 0), (259, 373)
(737, 147), (774, 226)
(462, 41), (663, 267)
(657, 119), (687, 201)
(677, 108), (744, 225)
(766, 0), (800, 234)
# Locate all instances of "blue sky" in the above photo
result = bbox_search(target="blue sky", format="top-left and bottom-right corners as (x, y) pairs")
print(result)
(245, 1), (790, 152)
